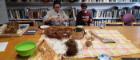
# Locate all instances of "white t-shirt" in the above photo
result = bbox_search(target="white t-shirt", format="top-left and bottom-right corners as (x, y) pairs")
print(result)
(43, 9), (69, 21)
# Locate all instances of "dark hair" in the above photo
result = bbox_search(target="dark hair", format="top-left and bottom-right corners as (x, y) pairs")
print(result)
(53, 1), (61, 8)
(65, 39), (78, 56)
(81, 3), (87, 8)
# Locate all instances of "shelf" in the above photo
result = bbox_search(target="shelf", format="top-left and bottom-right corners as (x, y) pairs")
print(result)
(9, 18), (140, 20)
(8, 17), (140, 21)
(7, 2), (52, 7)
(6, 2), (136, 7)
(9, 19), (42, 21)
(93, 18), (119, 19)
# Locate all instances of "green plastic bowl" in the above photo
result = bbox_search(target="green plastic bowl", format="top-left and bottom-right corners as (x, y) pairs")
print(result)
(15, 41), (36, 57)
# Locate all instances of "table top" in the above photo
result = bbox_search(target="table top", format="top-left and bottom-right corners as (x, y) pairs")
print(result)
(1, 26), (140, 60)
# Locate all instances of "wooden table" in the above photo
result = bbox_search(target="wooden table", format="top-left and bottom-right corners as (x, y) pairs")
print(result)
(0, 27), (41, 60)
(1, 26), (140, 60)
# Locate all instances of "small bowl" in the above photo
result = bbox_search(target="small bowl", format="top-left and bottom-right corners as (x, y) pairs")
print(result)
(15, 41), (36, 57)
(40, 25), (50, 29)
(75, 26), (84, 32)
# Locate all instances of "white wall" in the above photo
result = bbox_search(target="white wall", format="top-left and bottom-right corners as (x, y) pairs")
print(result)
(0, 0), (9, 24)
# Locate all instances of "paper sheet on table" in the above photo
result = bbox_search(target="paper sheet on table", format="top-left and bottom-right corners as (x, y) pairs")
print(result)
(0, 42), (8, 52)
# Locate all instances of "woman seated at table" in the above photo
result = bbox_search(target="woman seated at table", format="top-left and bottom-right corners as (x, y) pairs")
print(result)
(76, 3), (93, 26)
(122, 10), (136, 26)
(43, 1), (69, 26)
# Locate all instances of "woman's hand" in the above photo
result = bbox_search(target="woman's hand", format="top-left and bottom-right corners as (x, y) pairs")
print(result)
(59, 18), (65, 22)
(49, 17), (66, 23)
(50, 18), (57, 22)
